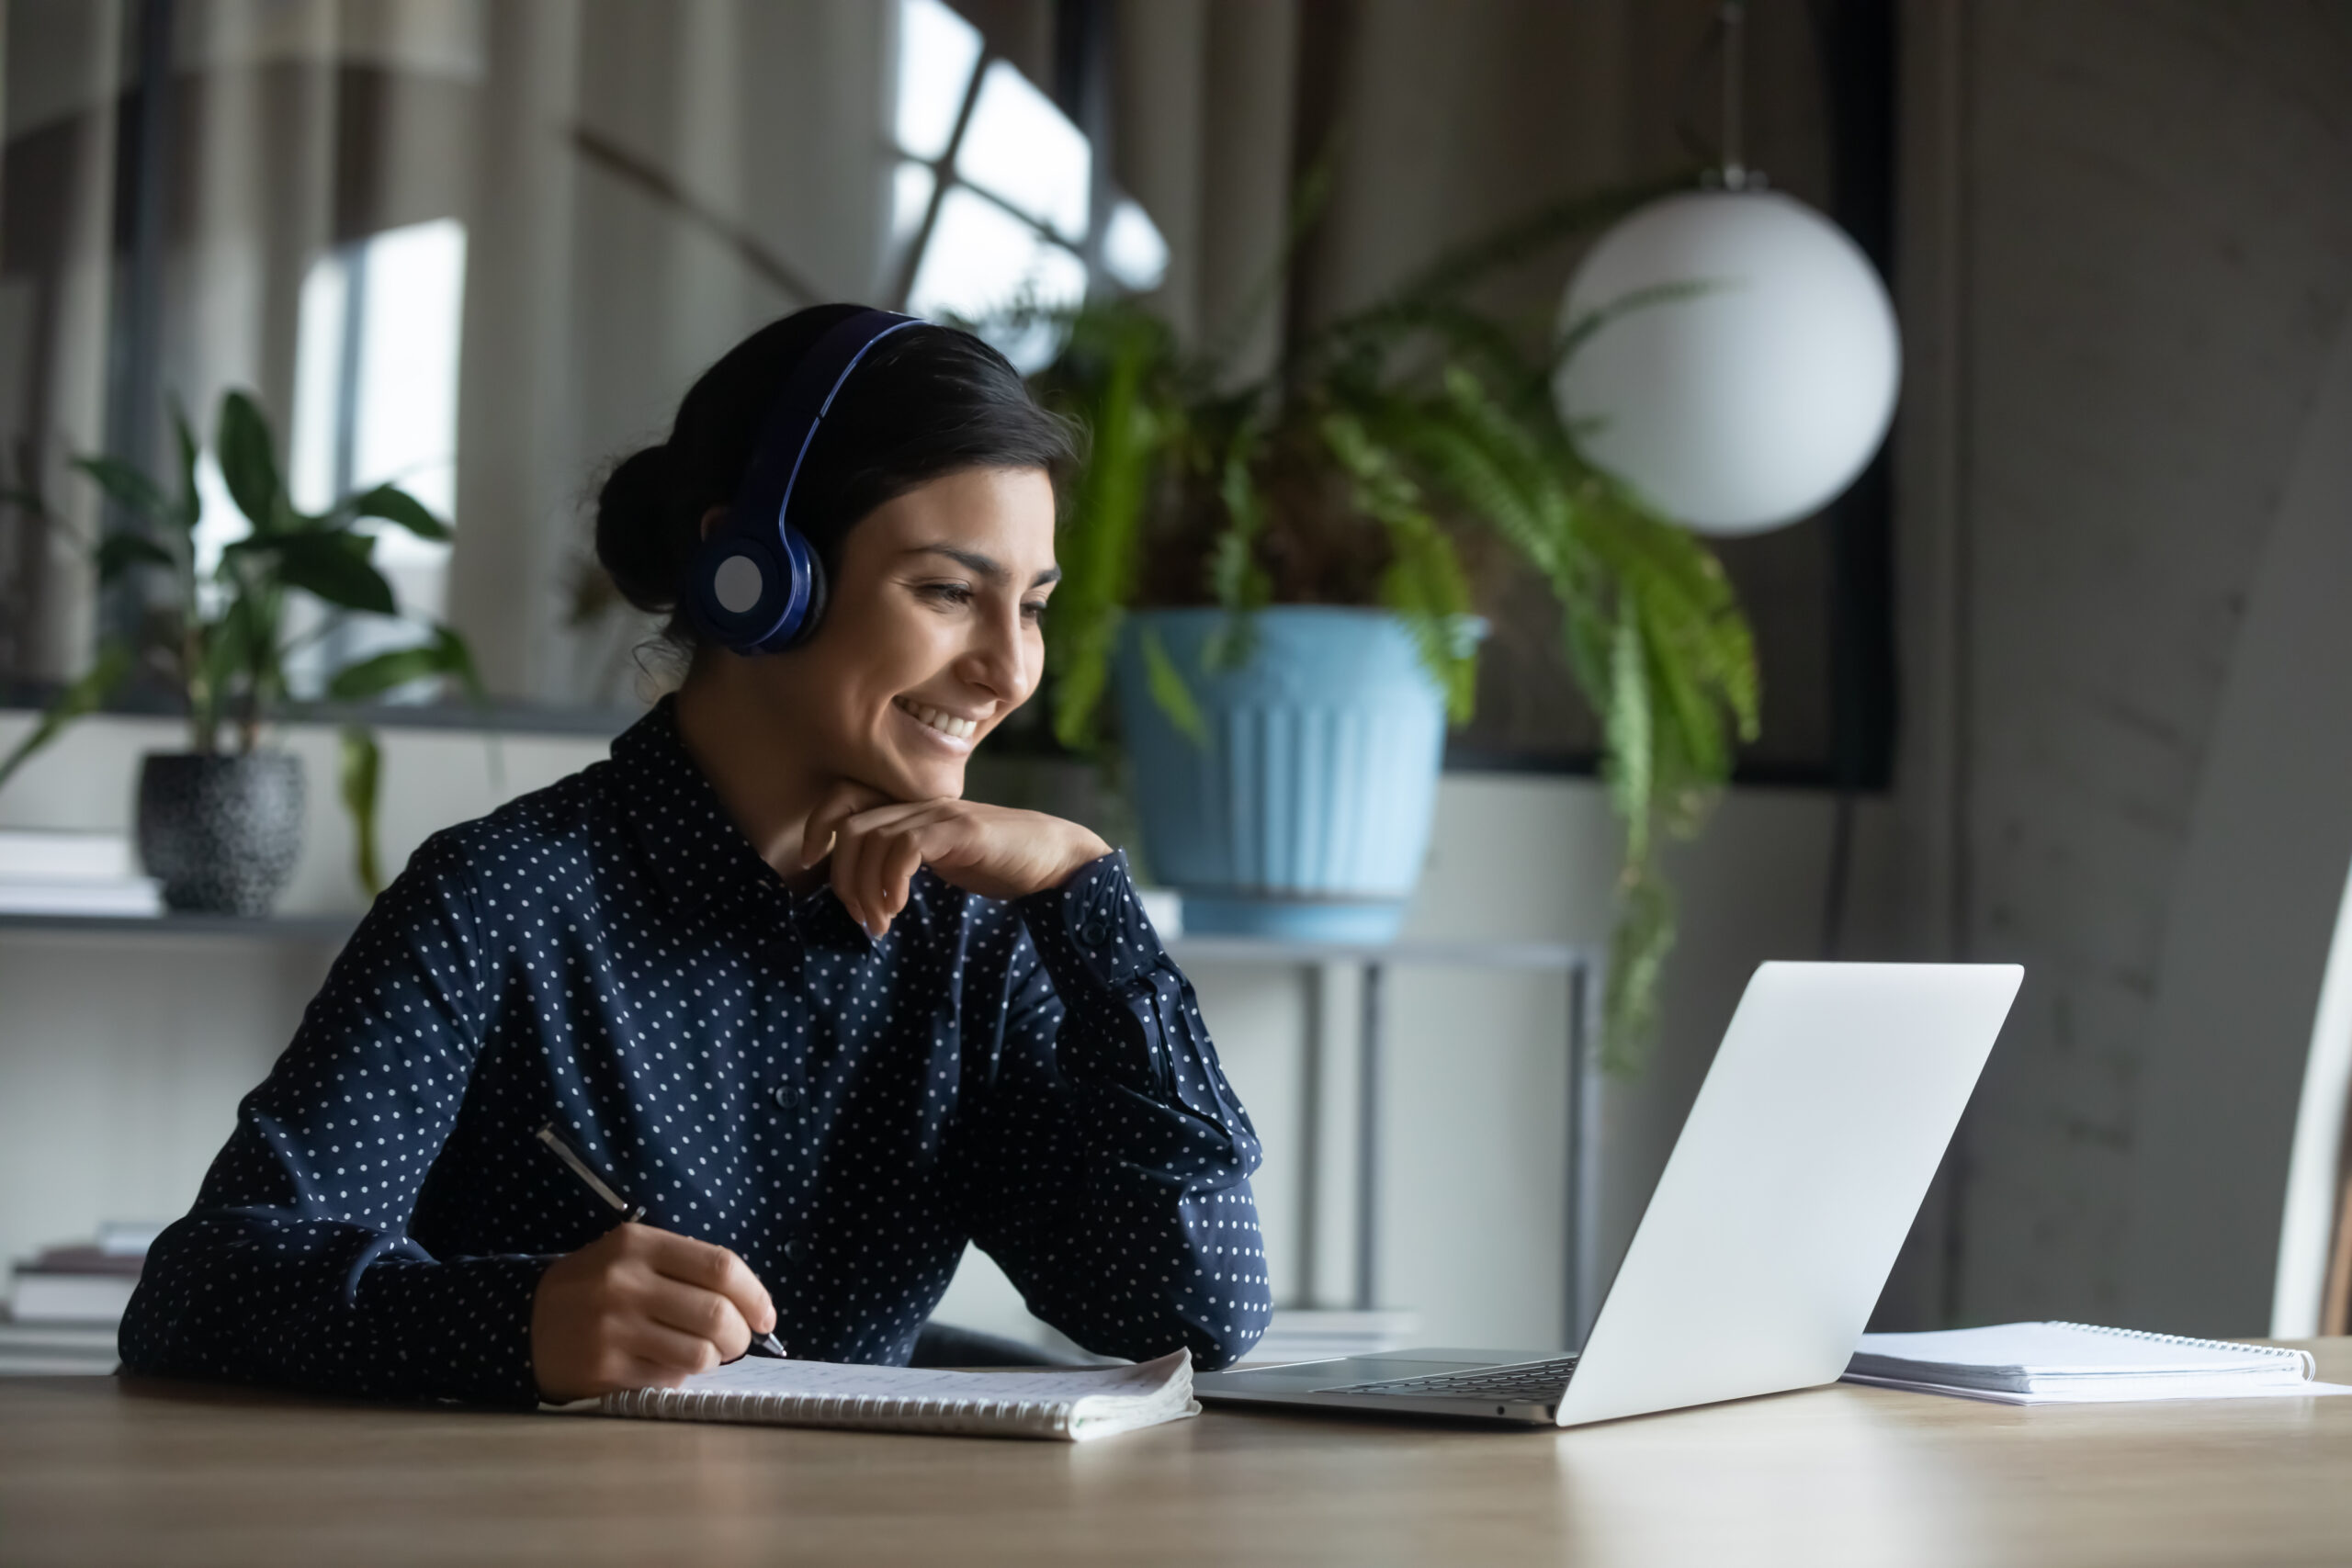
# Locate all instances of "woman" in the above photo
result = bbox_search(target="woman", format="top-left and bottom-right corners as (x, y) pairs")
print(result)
(119, 305), (1272, 1405)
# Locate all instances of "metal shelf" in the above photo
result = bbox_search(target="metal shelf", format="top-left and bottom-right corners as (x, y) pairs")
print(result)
(1168, 935), (1584, 971)
(0, 908), (1602, 1347)
(1172, 931), (1600, 1352)
(0, 911), (358, 942)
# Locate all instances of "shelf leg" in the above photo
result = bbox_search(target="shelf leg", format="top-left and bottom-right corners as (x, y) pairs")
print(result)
(1354, 960), (1385, 1312)
(1565, 960), (1597, 1349)
(1296, 961), (1324, 1310)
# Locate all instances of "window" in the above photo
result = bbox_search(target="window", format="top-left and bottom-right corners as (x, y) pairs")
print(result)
(284, 218), (466, 694)
(888, 0), (1164, 371)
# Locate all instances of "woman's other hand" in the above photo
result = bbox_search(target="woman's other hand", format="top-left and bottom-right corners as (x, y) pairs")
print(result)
(803, 783), (1111, 937)
(530, 1223), (777, 1403)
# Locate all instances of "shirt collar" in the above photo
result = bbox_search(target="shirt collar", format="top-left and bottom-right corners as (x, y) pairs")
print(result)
(608, 696), (875, 952)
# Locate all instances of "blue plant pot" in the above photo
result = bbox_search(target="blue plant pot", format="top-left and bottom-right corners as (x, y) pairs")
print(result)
(1114, 607), (1448, 943)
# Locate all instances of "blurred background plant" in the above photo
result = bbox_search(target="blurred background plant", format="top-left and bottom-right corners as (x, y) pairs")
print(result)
(1019, 179), (1761, 1073)
(0, 389), (482, 899)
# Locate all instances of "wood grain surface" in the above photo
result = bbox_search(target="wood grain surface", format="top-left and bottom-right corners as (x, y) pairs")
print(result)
(4, 1341), (2349, 1566)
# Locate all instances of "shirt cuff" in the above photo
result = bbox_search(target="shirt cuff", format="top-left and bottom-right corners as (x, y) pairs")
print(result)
(1015, 849), (1169, 993)
(352, 1252), (555, 1407)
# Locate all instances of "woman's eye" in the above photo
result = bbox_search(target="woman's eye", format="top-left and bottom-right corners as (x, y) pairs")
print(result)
(917, 582), (974, 607)
(1021, 600), (1048, 622)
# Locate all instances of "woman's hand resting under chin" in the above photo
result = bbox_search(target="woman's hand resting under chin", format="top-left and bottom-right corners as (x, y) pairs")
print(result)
(802, 781), (1112, 937)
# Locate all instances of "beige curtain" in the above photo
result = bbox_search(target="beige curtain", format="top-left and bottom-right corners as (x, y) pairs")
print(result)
(2, 0), (1840, 716)
(1, 0), (896, 705)
(0, 0), (122, 684)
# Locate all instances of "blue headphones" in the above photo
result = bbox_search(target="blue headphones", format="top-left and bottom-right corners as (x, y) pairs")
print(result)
(686, 309), (929, 654)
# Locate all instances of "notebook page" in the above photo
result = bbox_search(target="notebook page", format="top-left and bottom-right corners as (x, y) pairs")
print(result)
(665, 1351), (1184, 1405)
(1850, 1323), (2305, 1377)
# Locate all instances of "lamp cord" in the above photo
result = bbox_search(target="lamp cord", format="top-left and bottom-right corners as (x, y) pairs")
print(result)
(1721, 1), (1750, 189)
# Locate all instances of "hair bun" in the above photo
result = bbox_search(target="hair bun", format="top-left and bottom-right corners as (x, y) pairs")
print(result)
(594, 443), (692, 613)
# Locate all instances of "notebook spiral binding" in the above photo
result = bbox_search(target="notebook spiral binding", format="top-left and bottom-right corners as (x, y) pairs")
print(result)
(2049, 1321), (2315, 1378)
(604, 1383), (1077, 1438)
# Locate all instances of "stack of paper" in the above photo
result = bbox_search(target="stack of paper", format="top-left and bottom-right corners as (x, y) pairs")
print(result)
(0, 829), (162, 916)
(6, 1222), (161, 1325)
(1844, 1321), (2352, 1404)
(1239, 1310), (1421, 1366)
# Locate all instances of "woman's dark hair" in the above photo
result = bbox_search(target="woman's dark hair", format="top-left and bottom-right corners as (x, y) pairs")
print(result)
(594, 303), (1076, 649)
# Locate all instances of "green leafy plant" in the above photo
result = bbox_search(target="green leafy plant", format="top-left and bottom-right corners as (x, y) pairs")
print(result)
(0, 390), (482, 899)
(1020, 184), (1758, 1074)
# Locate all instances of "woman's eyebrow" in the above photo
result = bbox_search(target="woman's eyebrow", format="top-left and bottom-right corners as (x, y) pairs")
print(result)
(910, 544), (1062, 588)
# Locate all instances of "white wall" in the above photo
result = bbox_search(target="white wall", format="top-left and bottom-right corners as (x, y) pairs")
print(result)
(0, 712), (611, 1281)
(0, 707), (1892, 1353)
(1916, 0), (2352, 1335)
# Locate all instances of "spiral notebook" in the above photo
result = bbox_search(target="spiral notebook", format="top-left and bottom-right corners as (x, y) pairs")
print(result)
(1843, 1322), (2352, 1404)
(556, 1348), (1197, 1441)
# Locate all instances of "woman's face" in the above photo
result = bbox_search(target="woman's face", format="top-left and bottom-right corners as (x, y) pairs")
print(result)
(748, 466), (1058, 803)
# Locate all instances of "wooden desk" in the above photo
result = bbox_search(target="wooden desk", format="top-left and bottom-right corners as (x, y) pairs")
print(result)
(5, 1342), (2349, 1566)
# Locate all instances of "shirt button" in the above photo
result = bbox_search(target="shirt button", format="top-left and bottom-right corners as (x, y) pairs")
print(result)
(1078, 913), (1111, 947)
(771, 1083), (801, 1110)
(784, 1238), (805, 1262)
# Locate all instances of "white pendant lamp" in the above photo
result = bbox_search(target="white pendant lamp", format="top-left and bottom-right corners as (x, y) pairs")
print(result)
(1553, 4), (1899, 536)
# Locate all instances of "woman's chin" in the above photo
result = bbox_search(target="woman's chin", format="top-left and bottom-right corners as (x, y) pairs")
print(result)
(873, 752), (967, 803)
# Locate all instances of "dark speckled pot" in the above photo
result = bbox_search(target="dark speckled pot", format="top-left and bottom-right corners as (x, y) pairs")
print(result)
(136, 751), (305, 916)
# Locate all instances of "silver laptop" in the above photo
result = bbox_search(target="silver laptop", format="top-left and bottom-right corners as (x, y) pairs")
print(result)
(1195, 961), (2023, 1427)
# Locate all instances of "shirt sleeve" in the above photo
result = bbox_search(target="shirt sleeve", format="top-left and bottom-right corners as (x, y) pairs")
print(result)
(116, 833), (551, 1405)
(959, 851), (1272, 1369)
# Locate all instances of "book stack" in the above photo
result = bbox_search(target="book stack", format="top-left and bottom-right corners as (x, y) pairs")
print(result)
(1, 1223), (158, 1375)
(8, 1222), (158, 1325)
(0, 829), (163, 916)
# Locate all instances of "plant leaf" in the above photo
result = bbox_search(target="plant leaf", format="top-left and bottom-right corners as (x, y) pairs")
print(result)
(345, 483), (452, 542)
(95, 532), (176, 581)
(257, 531), (399, 615)
(216, 389), (288, 533)
(1044, 309), (1166, 752)
(72, 457), (172, 526)
(0, 644), (132, 794)
(1602, 863), (1677, 1074)
(325, 625), (478, 703)
(170, 403), (202, 533)
(1138, 625), (1208, 748)
(1604, 609), (1654, 866)
(338, 725), (386, 900)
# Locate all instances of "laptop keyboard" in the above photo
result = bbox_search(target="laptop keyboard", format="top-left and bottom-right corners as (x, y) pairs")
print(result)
(1326, 1356), (1578, 1402)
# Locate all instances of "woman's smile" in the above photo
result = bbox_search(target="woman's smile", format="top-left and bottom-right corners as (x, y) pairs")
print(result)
(892, 694), (981, 750)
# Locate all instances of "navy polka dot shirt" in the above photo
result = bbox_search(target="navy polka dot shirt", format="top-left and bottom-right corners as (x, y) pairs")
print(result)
(119, 698), (1272, 1405)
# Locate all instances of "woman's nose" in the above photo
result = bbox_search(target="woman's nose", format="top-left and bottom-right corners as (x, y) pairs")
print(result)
(956, 601), (1035, 705)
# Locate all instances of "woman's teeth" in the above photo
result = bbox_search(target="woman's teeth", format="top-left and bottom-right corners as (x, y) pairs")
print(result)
(898, 699), (977, 740)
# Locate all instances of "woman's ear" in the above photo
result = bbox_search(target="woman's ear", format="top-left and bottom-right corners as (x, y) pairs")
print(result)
(698, 504), (729, 541)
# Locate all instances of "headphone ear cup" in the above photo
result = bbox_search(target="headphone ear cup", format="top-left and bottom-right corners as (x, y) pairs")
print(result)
(788, 534), (828, 646)
(687, 528), (791, 652)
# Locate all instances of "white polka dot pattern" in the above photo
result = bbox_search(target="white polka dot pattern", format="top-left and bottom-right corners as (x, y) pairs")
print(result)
(118, 698), (1272, 1404)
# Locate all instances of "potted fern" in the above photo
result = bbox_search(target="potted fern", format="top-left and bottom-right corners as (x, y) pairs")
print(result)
(0, 391), (480, 913)
(1025, 197), (1758, 1069)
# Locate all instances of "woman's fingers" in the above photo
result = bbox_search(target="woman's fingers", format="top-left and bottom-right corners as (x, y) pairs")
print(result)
(531, 1224), (776, 1402)
(871, 827), (931, 921)
(829, 816), (871, 930)
(639, 1274), (753, 1364)
(617, 1314), (728, 1379)
(639, 1226), (775, 1334)
(800, 780), (893, 870)
(842, 806), (967, 936)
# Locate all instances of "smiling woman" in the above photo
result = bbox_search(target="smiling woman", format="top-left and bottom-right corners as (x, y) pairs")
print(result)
(118, 306), (1273, 1406)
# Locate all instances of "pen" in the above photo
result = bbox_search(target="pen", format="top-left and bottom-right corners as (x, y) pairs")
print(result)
(534, 1120), (787, 1359)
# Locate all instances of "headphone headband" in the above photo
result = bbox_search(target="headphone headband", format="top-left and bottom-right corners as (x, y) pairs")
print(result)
(687, 308), (928, 653)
